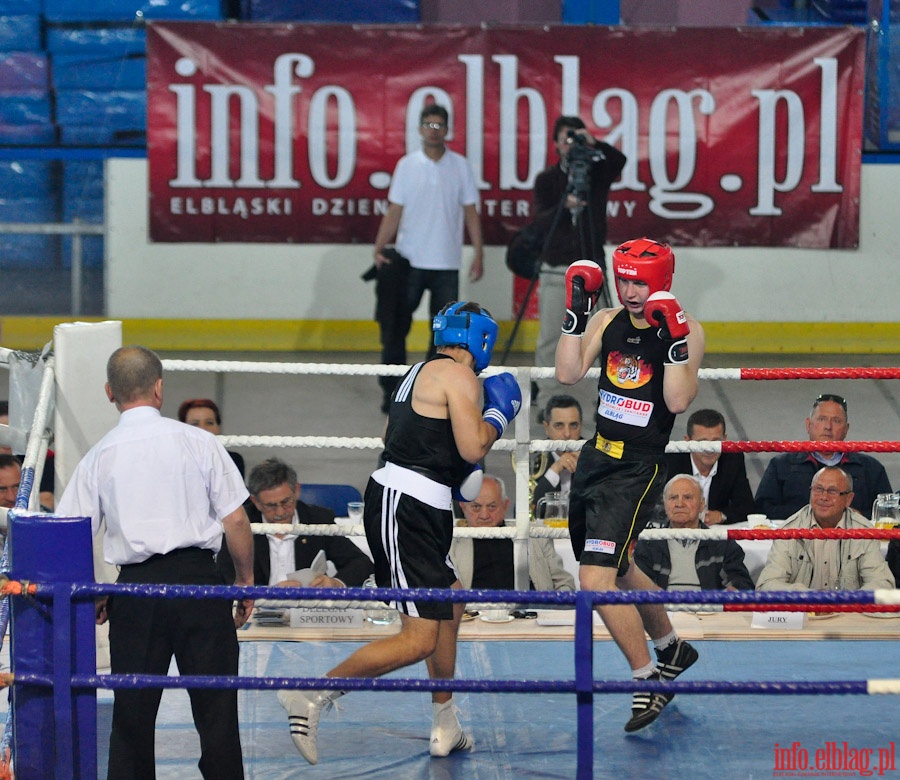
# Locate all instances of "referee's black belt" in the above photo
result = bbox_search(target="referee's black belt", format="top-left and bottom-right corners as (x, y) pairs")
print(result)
(121, 546), (213, 569)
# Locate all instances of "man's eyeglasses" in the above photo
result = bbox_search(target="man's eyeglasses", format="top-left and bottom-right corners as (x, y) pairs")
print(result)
(259, 496), (295, 513)
(421, 121), (447, 130)
(814, 393), (847, 412)
(811, 485), (851, 497)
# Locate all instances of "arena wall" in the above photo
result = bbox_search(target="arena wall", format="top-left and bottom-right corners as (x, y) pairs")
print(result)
(5, 157), (900, 353)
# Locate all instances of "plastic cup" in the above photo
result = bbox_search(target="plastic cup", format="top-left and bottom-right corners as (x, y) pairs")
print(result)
(364, 607), (399, 625)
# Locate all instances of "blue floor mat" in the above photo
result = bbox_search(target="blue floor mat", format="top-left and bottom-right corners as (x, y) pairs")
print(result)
(95, 639), (900, 779)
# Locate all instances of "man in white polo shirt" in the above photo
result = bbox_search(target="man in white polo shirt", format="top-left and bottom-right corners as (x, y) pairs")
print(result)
(372, 103), (484, 413)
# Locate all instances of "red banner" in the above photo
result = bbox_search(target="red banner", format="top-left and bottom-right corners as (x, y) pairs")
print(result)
(147, 23), (865, 248)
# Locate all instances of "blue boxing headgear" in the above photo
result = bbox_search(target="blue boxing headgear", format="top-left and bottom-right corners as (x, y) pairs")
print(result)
(432, 302), (499, 374)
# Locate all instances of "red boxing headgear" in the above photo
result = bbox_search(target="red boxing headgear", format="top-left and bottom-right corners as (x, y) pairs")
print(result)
(611, 238), (675, 304)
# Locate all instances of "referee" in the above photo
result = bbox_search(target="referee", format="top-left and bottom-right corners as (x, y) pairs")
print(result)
(57, 345), (255, 780)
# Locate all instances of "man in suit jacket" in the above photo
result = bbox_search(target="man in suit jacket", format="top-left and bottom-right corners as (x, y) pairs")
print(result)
(665, 408), (756, 525)
(755, 394), (891, 521)
(532, 394), (583, 510)
(452, 474), (575, 592)
(217, 458), (373, 588)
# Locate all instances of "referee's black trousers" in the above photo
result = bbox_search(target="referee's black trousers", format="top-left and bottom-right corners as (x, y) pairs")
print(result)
(106, 547), (244, 780)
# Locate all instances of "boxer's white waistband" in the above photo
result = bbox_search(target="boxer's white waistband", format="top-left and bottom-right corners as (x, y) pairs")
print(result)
(372, 462), (452, 510)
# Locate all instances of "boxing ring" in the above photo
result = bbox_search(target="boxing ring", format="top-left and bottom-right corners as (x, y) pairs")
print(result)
(3, 326), (900, 779)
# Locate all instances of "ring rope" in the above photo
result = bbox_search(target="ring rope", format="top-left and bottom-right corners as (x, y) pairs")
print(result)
(45, 581), (900, 609)
(639, 527), (900, 541)
(160, 360), (900, 382)
(8, 671), (895, 697)
(217, 434), (900, 455)
(251, 522), (565, 540)
(249, 521), (574, 541)
(47, 673), (900, 697)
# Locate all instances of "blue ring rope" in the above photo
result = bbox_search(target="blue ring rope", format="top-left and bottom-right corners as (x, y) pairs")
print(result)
(11, 672), (877, 696)
(50, 581), (884, 607)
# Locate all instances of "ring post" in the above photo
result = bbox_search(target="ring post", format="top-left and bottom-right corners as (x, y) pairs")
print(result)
(10, 512), (97, 780)
(574, 589), (594, 779)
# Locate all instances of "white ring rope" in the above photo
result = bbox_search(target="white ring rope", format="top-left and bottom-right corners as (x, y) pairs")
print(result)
(161, 360), (743, 382)
(221, 435), (385, 450)
(218, 435), (722, 454)
(252, 522), (570, 540)
(640, 527), (731, 541)
(867, 680), (900, 694)
(161, 359), (521, 378)
(874, 589), (900, 606)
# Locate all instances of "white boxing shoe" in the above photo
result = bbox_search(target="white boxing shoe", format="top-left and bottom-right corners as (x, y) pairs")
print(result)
(430, 701), (474, 758)
(277, 688), (343, 765)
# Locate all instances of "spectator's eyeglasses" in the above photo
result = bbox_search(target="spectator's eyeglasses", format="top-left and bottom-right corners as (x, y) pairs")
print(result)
(811, 485), (851, 497)
(814, 393), (847, 412)
(259, 496), (295, 513)
(421, 121), (447, 130)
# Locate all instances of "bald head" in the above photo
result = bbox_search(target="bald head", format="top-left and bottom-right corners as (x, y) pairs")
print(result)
(106, 346), (163, 409)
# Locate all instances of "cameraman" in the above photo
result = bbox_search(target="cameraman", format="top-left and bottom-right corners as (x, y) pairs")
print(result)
(532, 116), (626, 399)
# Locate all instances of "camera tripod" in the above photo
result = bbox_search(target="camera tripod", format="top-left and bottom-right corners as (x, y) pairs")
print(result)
(500, 183), (613, 364)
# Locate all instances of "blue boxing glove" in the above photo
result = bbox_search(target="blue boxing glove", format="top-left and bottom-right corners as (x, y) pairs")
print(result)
(482, 372), (522, 438)
(453, 463), (484, 502)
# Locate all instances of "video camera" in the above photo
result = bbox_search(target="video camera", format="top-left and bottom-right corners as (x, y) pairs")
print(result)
(566, 130), (606, 203)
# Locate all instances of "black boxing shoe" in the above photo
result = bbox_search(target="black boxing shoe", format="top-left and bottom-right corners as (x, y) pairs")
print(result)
(655, 638), (699, 702)
(624, 672), (669, 732)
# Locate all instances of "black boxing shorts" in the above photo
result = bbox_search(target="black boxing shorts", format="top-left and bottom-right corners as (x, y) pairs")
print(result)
(569, 443), (666, 576)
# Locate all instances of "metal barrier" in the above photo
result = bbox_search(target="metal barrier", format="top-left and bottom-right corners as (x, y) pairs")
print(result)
(0, 221), (104, 315)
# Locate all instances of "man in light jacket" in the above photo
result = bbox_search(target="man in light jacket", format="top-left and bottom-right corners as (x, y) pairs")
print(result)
(757, 466), (895, 591)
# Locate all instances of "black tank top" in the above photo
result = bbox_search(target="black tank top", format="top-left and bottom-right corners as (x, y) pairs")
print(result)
(383, 355), (470, 486)
(594, 308), (675, 453)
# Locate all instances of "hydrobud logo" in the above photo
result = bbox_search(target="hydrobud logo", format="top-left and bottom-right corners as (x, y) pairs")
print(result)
(773, 741), (897, 777)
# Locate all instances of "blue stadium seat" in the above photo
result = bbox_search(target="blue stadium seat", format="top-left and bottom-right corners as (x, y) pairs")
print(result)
(298, 483), (363, 517)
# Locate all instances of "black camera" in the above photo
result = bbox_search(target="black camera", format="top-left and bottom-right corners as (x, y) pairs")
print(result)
(566, 130), (605, 203)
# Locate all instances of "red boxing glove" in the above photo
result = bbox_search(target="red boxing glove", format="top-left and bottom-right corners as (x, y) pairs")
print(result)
(644, 291), (690, 365)
(562, 260), (604, 336)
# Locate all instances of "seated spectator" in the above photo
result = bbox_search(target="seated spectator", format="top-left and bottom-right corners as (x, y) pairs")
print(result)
(756, 466), (895, 591)
(1, 400), (55, 510)
(453, 474), (575, 592)
(533, 395), (583, 507)
(178, 398), (245, 478)
(888, 539), (900, 585)
(665, 408), (756, 525)
(0, 454), (22, 551)
(755, 394), (891, 520)
(217, 457), (372, 588)
(634, 474), (754, 591)
(0, 401), (11, 455)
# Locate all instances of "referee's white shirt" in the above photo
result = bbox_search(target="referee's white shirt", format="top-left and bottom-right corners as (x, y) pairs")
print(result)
(57, 406), (249, 566)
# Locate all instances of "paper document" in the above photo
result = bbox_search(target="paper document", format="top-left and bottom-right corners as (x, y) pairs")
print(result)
(287, 549), (328, 586)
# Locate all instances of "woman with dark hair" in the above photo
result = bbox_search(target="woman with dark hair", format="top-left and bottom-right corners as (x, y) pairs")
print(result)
(178, 398), (245, 479)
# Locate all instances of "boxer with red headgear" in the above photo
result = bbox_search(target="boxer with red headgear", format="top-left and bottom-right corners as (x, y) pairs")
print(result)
(555, 237), (705, 733)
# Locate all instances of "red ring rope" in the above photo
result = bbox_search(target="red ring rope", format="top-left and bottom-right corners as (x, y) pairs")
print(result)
(720, 440), (900, 453)
(740, 367), (900, 380)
